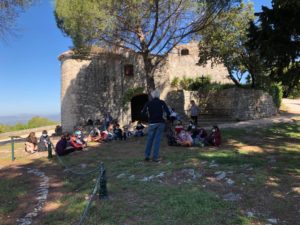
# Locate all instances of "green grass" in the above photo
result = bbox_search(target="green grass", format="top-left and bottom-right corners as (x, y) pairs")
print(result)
(1, 122), (299, 225)
(0, 171), (32, 221)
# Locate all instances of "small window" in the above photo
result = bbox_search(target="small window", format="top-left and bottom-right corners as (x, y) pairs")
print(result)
(181, 49), (189, 56)
(124, 64), (134, 76)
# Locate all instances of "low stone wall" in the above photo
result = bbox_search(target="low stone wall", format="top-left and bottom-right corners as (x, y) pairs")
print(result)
(164, 88), (278, 121)
(205, 88), (278, 120)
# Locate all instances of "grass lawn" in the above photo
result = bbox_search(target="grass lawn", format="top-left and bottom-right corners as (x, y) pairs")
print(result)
(0, 122), (299, 225)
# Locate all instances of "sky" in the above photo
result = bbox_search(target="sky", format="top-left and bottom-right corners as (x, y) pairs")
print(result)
(0, 0), (272, 117)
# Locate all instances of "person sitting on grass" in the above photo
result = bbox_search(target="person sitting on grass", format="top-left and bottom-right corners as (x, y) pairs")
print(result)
(55, 132), (76, 156)
(135, 121), (145, 137)
(174, 120), (184, 135)
(38, 130), (52, 151)
(205, 125), (221, 147)
(70, 130), (87, 150)
(88, 127), (102, 142)
(176, 130), (193, 147)
(101, 123), (114, 142)
(113, 123), (124, 140)
(123, 125), (133, 140)
(25, 132), (38, 153)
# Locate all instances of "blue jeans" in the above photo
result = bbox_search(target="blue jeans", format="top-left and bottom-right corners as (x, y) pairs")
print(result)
(145, 123), (165, 160)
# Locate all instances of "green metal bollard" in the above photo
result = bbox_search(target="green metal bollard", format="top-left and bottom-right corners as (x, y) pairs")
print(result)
(47, 143), (53, 159)
(99, 162), (108, 200)
(10, 137), (15, 161)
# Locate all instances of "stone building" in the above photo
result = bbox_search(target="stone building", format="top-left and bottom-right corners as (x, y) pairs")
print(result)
(59, 42), (231, 131)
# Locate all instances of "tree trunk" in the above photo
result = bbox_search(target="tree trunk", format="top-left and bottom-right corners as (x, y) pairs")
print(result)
(142, 54), (156, 93)
(226, 67), (241, 87)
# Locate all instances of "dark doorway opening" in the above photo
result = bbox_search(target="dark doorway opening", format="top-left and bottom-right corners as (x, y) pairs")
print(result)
(131, 94), (148, 122)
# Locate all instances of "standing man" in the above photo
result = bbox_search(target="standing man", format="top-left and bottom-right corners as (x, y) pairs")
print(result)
(190, 100), (200, 125)
(142, 90), (170, 162)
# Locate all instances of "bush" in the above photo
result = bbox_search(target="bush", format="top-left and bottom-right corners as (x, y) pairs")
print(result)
(122, 87), (144, 107)
(27, 116), (57, 128)
(171, 77), (180, 88)
(0, 117), (58, 134)
(268, 83), (283, 108)
(180, 76), (193, 90)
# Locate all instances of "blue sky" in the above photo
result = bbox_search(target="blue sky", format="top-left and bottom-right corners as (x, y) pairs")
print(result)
(0, 0), (271, 117)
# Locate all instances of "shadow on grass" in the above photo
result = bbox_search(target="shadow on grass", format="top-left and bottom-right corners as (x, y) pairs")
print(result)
(0, 122), (299, 225)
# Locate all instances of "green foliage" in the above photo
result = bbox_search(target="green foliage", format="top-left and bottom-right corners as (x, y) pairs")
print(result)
(0, 117), (58, 134)
(171, 76), (238, 91)
(122, 87), (144, 108)
(197, 2), (264, 88)
(0, 0), (36, 40)
(267, 83), (283, 108)
(27, 116), (56, 128)
(247, 0), (300, 96)
(179, 76), (194, 90)
(288, 84), (300, 99)
(55, 0), (237, 91)
(171, 77), (180, 88)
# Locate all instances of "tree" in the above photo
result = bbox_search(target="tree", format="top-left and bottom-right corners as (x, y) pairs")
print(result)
(247, 0), (300, 96)
(197, 2), (265, 88)
(0, 0), (35, 40)
(55, 0), (238, 92)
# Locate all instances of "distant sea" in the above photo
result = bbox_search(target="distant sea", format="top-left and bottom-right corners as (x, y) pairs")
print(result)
(0, 114), (61, 125)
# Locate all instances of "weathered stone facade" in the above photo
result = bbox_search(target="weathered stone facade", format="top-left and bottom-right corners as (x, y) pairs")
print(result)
(205, 88), (278, 120)
(59, 42), (231, 131)
(165, 88), (278, 121)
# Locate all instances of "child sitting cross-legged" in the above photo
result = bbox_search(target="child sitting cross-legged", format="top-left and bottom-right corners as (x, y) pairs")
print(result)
(205, 125), (221, 147)
(70, 130), (87, 150)
(176, 129), (193, 147)
(88, 127), (102, 142)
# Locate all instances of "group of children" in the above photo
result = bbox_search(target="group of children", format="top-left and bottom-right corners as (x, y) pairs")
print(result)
(54, 118), (147, 156)
(25, 130), (53, 153)
(167, 120), (221, 147)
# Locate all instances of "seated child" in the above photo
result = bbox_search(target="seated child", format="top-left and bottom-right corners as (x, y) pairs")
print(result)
(123, 125), (133, 140)
(174, 120), (184, 135)
(135, 121), (145, 137)
(205, 125), (221, 147)
(101, 123), (114, 141)
(176, 130), (193, 147)
(55, 125), (63, 136)
(197, 128), (207, 142)
(55, 133), (76, 156)
(25, 132), (38, 153)
(70, 130), (87, 150)
(192, 127), (207, 146)
(88, 127), (102, 142)
(113, 123), (123, 140)
(38, 130), (52, 151)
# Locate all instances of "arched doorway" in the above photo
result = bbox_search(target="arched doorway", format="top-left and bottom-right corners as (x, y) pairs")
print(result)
(131, 94), (148, 122)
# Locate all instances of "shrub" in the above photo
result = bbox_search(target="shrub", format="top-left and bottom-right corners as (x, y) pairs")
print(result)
(171, 77), (180, 88)
(0, 117), (58, 134)
(268, 83), (283, 108)
(180, 76), (193, 90)
(27, 116), (56, 128)
(122, 87), (144, 107)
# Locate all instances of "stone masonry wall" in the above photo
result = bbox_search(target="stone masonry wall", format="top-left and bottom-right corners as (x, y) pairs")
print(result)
(167, 42), (231, 83)
(205, 88), (278, 120)
(59, 42), (232, 131)
(60, 51), (147, 131)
